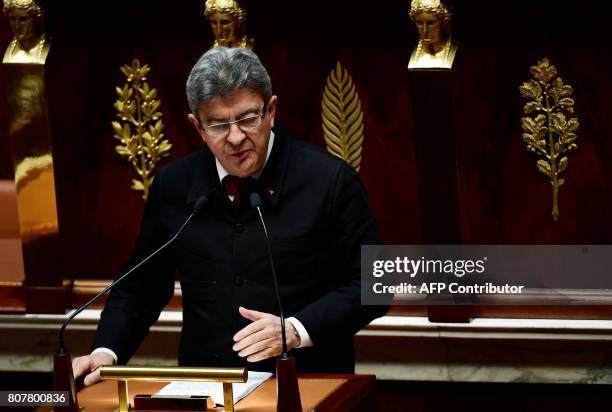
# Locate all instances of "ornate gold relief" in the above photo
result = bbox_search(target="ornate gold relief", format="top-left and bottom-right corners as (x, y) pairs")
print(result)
(321, 61), (365, 172)
(519, 58), (579, 221)
(112, 59), (172, 200)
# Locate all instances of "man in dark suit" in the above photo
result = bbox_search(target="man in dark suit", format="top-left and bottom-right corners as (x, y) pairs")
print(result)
(73, 46), (388, 385)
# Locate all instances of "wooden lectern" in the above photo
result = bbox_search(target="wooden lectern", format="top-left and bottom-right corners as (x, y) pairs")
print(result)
(39, 374), (376, 411)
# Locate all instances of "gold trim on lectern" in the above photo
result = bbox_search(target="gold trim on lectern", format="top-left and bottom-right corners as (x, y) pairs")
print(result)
(99, 366), (247, 412)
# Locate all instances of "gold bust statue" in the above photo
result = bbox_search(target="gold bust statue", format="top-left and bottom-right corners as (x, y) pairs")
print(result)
(408, 0), (457, 69)
(2, 0), (50, 64)
(204, 0), (253, 49)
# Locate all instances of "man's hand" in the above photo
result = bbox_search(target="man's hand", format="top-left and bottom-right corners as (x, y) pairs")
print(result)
(72, 352), (115, 386)
(232, 306), (301, 362)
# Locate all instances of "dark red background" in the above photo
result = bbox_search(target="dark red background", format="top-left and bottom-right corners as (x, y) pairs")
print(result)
(0, 0), (610, 281)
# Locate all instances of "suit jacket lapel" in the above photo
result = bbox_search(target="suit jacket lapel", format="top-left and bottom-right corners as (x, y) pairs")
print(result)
(256, 128), (290, 206)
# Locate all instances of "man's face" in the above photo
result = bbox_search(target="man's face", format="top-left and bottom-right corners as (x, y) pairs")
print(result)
(188, 88), (277, 178)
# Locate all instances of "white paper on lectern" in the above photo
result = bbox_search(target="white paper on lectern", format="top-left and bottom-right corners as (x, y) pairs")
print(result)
(154, 371), (273, 405)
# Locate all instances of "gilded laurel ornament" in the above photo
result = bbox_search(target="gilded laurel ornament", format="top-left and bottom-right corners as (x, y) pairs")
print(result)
(112, 59), (172, 200)
(321, 61), (365, 172)
(519, 58), (579, 222)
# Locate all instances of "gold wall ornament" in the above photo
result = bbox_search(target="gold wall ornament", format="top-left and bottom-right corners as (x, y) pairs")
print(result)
(408, 0), (457, 69)
(519, 58), (579, 222)
(2, 0), (51, 64)
(112, 59), (172, 200)
(321, 61), (365, 172)
(204, 0), (253, 49)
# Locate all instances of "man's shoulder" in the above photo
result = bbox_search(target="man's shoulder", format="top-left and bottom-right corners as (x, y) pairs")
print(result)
(152, 149), (211, 200)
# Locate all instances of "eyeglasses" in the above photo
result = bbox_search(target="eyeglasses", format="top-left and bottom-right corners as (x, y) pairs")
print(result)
(201, 109), (266, 139)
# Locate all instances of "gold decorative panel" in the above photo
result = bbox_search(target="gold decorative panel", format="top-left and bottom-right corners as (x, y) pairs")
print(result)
(520, 58), (579, 222)
(321, 61), (365, 172)
(112, 59), (172, 200)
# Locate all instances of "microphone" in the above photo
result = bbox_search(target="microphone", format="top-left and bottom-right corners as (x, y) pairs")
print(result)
(249, 192), (301, 412)
(53, 195), (209, 412)
(249, 193), (288, 356)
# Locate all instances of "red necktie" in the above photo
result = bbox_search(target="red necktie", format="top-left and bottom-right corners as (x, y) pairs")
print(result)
(223, 175), (250, 206)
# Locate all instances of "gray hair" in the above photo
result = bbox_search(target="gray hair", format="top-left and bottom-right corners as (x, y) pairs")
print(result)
(186, 47), (272, 116)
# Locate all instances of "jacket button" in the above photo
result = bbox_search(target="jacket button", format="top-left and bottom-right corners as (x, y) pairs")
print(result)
(234, 276), (244, 286)
(235, 223), (245, 233)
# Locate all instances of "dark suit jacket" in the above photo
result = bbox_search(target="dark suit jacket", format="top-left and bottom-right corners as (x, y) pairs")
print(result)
(94, 128), (388, 373)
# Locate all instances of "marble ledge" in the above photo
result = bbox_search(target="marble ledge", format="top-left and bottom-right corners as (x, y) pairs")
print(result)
(3, 311), (612, 340)
(1, 312), (612, 384)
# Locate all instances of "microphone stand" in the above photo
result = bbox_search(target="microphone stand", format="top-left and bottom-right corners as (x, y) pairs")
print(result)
(250, 193), (302, 412)
(53, 196), (208, 412)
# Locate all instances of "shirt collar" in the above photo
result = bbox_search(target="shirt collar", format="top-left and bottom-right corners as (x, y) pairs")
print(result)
(215, 130), (275, 182)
